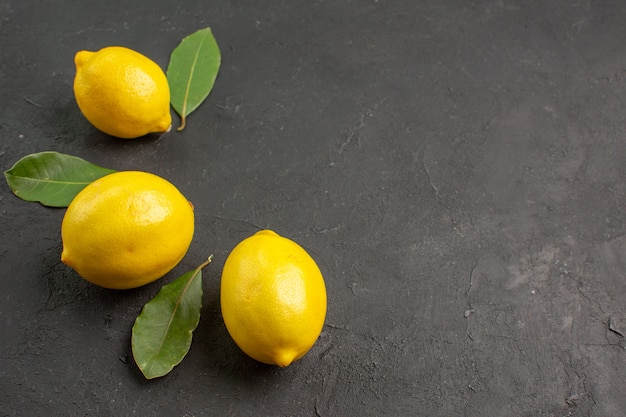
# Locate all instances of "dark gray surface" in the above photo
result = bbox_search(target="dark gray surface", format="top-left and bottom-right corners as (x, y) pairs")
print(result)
(1, 1), (625, 416)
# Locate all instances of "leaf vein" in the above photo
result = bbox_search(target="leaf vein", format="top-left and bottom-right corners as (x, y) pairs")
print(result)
(8, 175), (93, 185)
(181, 35), (207, 121)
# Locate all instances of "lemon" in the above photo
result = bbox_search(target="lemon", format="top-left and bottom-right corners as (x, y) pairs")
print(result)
(73, 46), (172, 139)
(220, 230), (327, 367)
(61, 171), (194, 289)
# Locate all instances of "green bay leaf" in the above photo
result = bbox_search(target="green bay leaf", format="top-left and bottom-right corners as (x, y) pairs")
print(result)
(4, 151), (116, 207)
(167, 27), (221, 131)
(131, 256), (212, 379)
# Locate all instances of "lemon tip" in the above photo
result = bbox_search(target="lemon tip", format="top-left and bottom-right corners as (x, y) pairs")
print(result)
(255, 229), (279, 238)
(74, 50), (94, 68)
(273, 350), (298, 367)
(60, 248), (71, 266)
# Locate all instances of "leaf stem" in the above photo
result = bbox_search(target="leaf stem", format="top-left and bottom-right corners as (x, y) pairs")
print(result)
(177, 115), (187, 132)
(196, 254), (213, 271)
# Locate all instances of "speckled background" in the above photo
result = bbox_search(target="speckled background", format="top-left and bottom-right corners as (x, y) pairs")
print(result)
(1, 1), (625, 416)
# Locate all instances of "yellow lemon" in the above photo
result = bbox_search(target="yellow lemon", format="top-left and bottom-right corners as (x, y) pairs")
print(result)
(220, 230), (327, 367)
(61, 171), (194, 289)
(73, 46), (172, 139)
